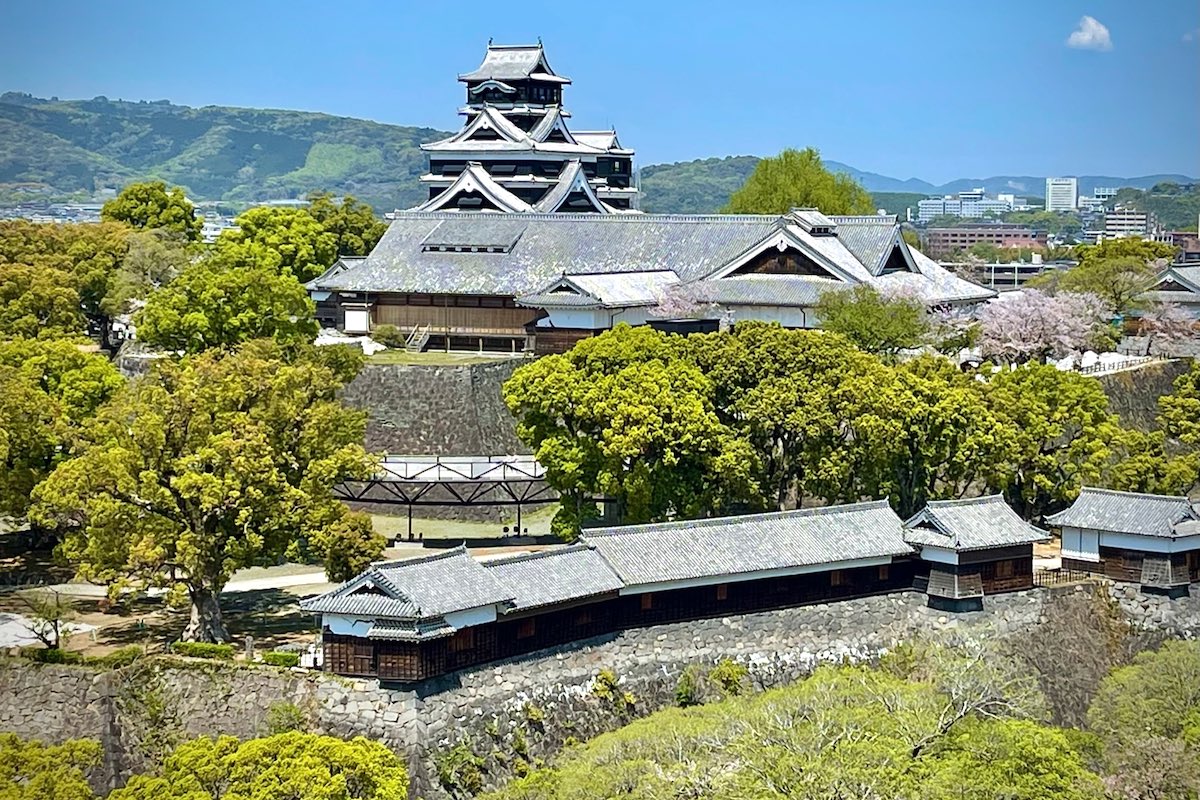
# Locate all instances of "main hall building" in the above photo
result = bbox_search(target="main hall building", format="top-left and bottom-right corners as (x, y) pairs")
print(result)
(309, 43), (995, 354)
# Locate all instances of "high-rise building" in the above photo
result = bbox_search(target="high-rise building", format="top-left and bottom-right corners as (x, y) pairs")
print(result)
(1103, 208), (1162, 239)
(916, 188), (1014, 222)
(417, 42), (638, 213)
(1044, 177), (1078, 212)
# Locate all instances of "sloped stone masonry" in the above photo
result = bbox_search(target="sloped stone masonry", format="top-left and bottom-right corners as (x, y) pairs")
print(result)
(3, 583), (1198, 798)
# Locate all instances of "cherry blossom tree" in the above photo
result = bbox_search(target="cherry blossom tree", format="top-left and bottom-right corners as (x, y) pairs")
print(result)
(978, 289), (1109, 364)
(1138, 301), (1196, 356)
(649, 283), (735, 330)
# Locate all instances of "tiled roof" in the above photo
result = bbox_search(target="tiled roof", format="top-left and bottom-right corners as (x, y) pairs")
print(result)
(903, 495), (1048, 552)
(310, 211), (992, 307)
(580, 501), (911, 588)
(482, 545), (624, 611)
(1045, 488), (1199, 538)
(832, 219), (898, 275)
(459, 44), (569, 83)
(300, 546), (513, 620)
(706, 274), (842, 307)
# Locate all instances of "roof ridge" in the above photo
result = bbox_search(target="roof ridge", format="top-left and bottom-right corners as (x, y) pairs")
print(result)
(924, 494), (1007, 508)
(1078, 486), (1189, 502)
(372, 544), (469, 570)
(582, 500), (893, 538)
(391, 211), (784, 224)
(482, 544), (591, 566)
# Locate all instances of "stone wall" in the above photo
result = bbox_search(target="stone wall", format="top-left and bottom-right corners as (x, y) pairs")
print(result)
(4, 583), (1199, 799)
(342, 360), (528, 456)
(1097, 357), (1193, 429)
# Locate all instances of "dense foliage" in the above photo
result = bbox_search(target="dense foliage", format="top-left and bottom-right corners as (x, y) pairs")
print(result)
(812, 284), (929, 359)
(504, 324), (1195, 533)
(30, 341), (381, 641)
(1109, 181), (1200, 231)
(723, 148), (876, 215)
(101, 181), (203, 241)
(0, 92), (447, 211)
(1, 732), (407, 800)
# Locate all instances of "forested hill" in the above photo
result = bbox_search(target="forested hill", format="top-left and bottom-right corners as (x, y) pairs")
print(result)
(2, 91), (1195, 215)
(0, 92), (449, 211)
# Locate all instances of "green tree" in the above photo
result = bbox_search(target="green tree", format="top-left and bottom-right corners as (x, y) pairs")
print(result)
(1159, 360), (1200, 448)
(0, 264), (85, 339)
(722, 147), (876, 215)
(135, 259), (318, 354)
(813, 284), (929, 360)
(0, 219), (137, 346)
(984, 365), (1127, 520)
(503, 324), (758, 536)
(888, 357), (1016, 518)
(1057, 255), (1160, 315)
(102, 181), (203, 241)
(215, 206), (338, 282)
(100, 229), (192, 319)
(31, 342), (380, 641)
(0, 338), (123, 521)
(307, 192), (388, 257)
(101, 181), (204, 241)
(1088, 640), (1200, 746)
(109, 732), (407, 800)
(0, 734), (100, 800)
(1073, 237), (1177, 268)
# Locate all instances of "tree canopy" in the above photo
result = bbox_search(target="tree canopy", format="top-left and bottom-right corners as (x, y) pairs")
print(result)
(0, 263), (86, 339)
(31, 341), (380, 641)
(134, 258), (318, 354)
(812, 284), (929, 359)
(504, 323), (1149, 532)
(109, 732), (408, 800)
(0, 733), (101, 800)
(214, 206), (338, 283)
(722, 148), (876, 215)
(306, 192), (389, 258)
(101, 181), (203, 241)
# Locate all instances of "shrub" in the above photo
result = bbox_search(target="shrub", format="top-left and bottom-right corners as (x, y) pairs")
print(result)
(86, 646), (143, 668)
(709, 658), (749, 697)
(436, 743), (485, 795)
(169, 641), (235, 660)
(262, 651), (300, 668)
(675, 665), (702, 707)
(371, 324), (407, 349)
(21, 647), (81, 664)
(521, 701), (545, 725)
(265, 701), (308, 734)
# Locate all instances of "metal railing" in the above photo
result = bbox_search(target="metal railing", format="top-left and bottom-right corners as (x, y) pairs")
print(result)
(1033, 568), (1095, 588)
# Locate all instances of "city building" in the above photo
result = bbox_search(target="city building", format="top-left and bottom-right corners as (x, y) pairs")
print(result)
(308, 210), (995, 354)
(417, 43), (637, 213)
(920, 224), (1048, 258)
(1048, 488), (1200, 597)
(1044, 177), (1078, 212)
(916, 188), (1015, 222)
(1103, 208), (1162, 239)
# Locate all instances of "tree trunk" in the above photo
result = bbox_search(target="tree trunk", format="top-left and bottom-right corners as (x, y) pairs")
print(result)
(183, 585), (229, 642)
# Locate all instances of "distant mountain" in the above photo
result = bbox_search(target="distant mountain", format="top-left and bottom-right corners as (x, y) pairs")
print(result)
(1, 92), (1194, 215)
(638, 155), (1196, 214)
(0, 92), (449, 211)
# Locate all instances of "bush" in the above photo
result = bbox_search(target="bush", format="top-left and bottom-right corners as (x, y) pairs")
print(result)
(265, 701), (308, 734)
(262, 651), (300, 668)
(709, 658), (749, 697)
(371, 324), (407, 348)
(20, 647), (81, 664)
(675, 665), (702, 707)
(86, 645), (143, 668)
(169, 641), (235, 660)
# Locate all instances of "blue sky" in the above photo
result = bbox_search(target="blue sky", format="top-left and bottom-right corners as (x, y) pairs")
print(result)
(3, 0), (1197, 182)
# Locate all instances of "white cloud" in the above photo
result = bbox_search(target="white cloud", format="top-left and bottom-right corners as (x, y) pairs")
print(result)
(1067, 15), (1113, 51)
(1184, 28), (1199, 43)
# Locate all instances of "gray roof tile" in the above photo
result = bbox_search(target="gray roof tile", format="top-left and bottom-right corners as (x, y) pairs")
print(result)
(904, 495), (1048, 552)
(300, 546), (513, 620)
(311, 212), (993, 306)
(580, 501), (911, 588)
(482, 545), (624, 611)
(1046, 488), (1198, 538)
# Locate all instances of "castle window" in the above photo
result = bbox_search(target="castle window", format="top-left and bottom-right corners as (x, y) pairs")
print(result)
(716, 584), (728, 601)
(449, 627), (475, 653)
(830, 570), (847, 587)
(878, 565), (890, 582)
(517, 619), (536, 639)
(640, 593), (654, 611)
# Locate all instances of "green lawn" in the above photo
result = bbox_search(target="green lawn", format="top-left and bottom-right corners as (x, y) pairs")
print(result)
(366, 350), (525, 366)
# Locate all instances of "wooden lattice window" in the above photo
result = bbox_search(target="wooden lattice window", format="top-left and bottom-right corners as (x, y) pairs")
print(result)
(830, 570), (847, 587)
(517, 619), (536, 639)
(878, 565), (890, 582)
(640, 593), (654, 611)
(716, 584), (728, 601)
(449, 627), (475, 653)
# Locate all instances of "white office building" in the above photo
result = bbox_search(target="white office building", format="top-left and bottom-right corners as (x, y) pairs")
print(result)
(917, 188), (1015, 223)
(1045, 177), (1078, 212)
